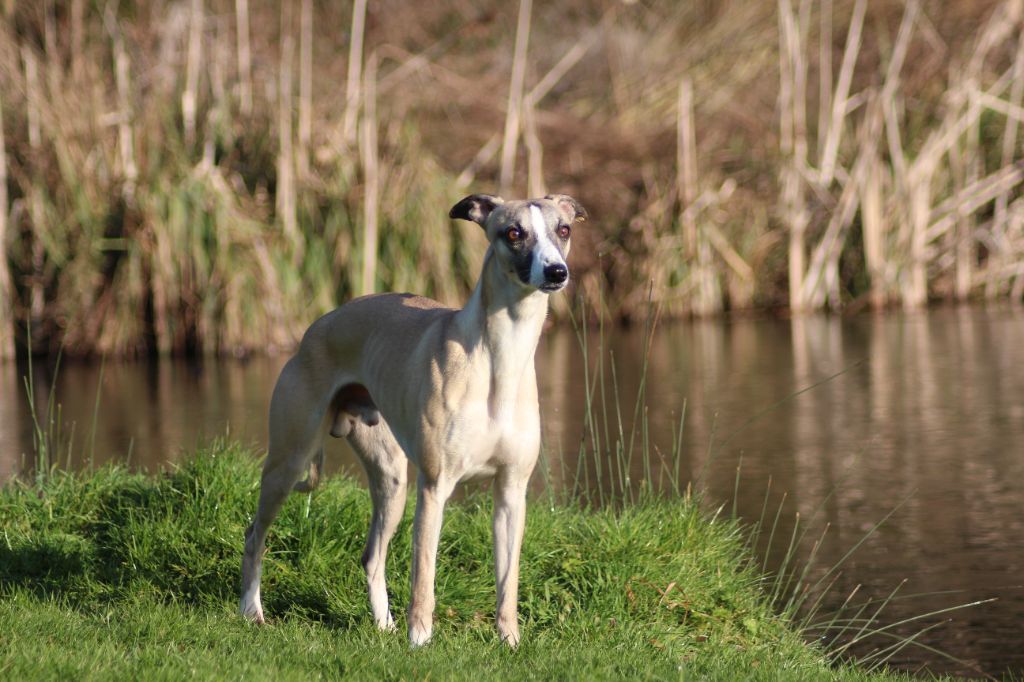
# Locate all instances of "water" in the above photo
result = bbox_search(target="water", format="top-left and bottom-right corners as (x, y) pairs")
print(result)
(2, 306), (1022, 676)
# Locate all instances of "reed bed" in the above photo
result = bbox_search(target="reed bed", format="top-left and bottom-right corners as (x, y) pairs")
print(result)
(0, 0), (1022, 357)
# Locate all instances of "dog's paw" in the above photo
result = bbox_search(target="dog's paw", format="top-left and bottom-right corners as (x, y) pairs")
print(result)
(240, 606), (265, 625)
(497, 614), (520, 647)
(498, 628), (521, 648)
(408, 624), (432, 648)
(376, 612), (397, 633)
(240, 595), (265, 624)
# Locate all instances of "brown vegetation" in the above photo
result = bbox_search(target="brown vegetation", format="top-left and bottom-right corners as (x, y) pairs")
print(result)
(0, 0), (1022, 356)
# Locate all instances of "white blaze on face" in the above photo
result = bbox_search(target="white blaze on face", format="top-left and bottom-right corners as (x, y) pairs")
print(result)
(528, 205), (565, 287)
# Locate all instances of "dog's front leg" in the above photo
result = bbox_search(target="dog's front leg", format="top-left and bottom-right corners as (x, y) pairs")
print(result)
(493, 472), (528, 647)
(407, 472), (453, 647)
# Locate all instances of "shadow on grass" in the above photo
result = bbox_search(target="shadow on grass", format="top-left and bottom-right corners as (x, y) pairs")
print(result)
(0, 448), (366, 631)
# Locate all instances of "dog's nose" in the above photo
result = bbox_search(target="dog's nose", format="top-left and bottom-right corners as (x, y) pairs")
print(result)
(544, 263), (568, 284)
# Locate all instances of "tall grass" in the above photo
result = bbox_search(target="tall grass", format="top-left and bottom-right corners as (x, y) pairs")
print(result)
(543, 296), (990, 674)
(0, 2), (480, 356)
(2, 2), (1024, 352)
(779, 0), (1024, 311)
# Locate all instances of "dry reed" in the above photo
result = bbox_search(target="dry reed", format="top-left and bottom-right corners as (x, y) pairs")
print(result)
(297, 0), (313, 179)
(341, 0), (367, 148)
(360, 52), (379, 296)
(499, 0), (533, 196)
(0, 91), (12, 360)
(234, 0), (252, 117)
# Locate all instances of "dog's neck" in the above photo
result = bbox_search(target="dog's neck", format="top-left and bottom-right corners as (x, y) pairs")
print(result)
(455, 247), (549, 419)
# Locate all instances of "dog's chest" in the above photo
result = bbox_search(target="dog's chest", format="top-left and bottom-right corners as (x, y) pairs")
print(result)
(431, 396), (539, 482)
(420, 329), (542, 481)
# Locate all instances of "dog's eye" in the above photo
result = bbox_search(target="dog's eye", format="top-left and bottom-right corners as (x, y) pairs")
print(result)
(506, 226), (524, 243)
(557, 224), (571, 239)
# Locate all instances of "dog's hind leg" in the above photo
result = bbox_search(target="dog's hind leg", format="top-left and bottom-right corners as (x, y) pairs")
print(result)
(241, 361), (327, 623)
(292, 446), (324, 493)
(348, 421), (408, 631)
(241, 448), (311, 623)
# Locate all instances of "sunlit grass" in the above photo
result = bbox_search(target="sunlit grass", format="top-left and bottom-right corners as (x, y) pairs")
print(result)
(0, 440), (926, 681)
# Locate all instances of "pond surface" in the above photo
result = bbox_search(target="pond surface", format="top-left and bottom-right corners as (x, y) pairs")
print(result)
(2, 306), (1022, 676)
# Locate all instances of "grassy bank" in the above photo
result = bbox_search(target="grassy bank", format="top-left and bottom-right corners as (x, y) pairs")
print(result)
(0, 440), (917, 680)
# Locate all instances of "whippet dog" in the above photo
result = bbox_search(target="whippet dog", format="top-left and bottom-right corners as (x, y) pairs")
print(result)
(240, 193), (587, 647)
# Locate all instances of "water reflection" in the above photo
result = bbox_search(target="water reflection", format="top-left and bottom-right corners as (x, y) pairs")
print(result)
(3, 356), (288, 475)
(2, 307), (1023, 675)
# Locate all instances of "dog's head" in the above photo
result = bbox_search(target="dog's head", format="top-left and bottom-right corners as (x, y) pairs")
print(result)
(449, 193), (587, 293)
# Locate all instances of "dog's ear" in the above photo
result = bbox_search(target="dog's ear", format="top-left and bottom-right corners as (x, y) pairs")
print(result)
(449, 194), (504, 226)
(545, 194), (588, 224)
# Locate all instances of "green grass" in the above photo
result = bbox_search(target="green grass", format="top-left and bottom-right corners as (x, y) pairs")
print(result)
(0, 440), (923, 680)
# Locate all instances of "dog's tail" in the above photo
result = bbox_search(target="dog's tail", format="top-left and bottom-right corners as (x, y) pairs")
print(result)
(292, 447), (324, 493)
